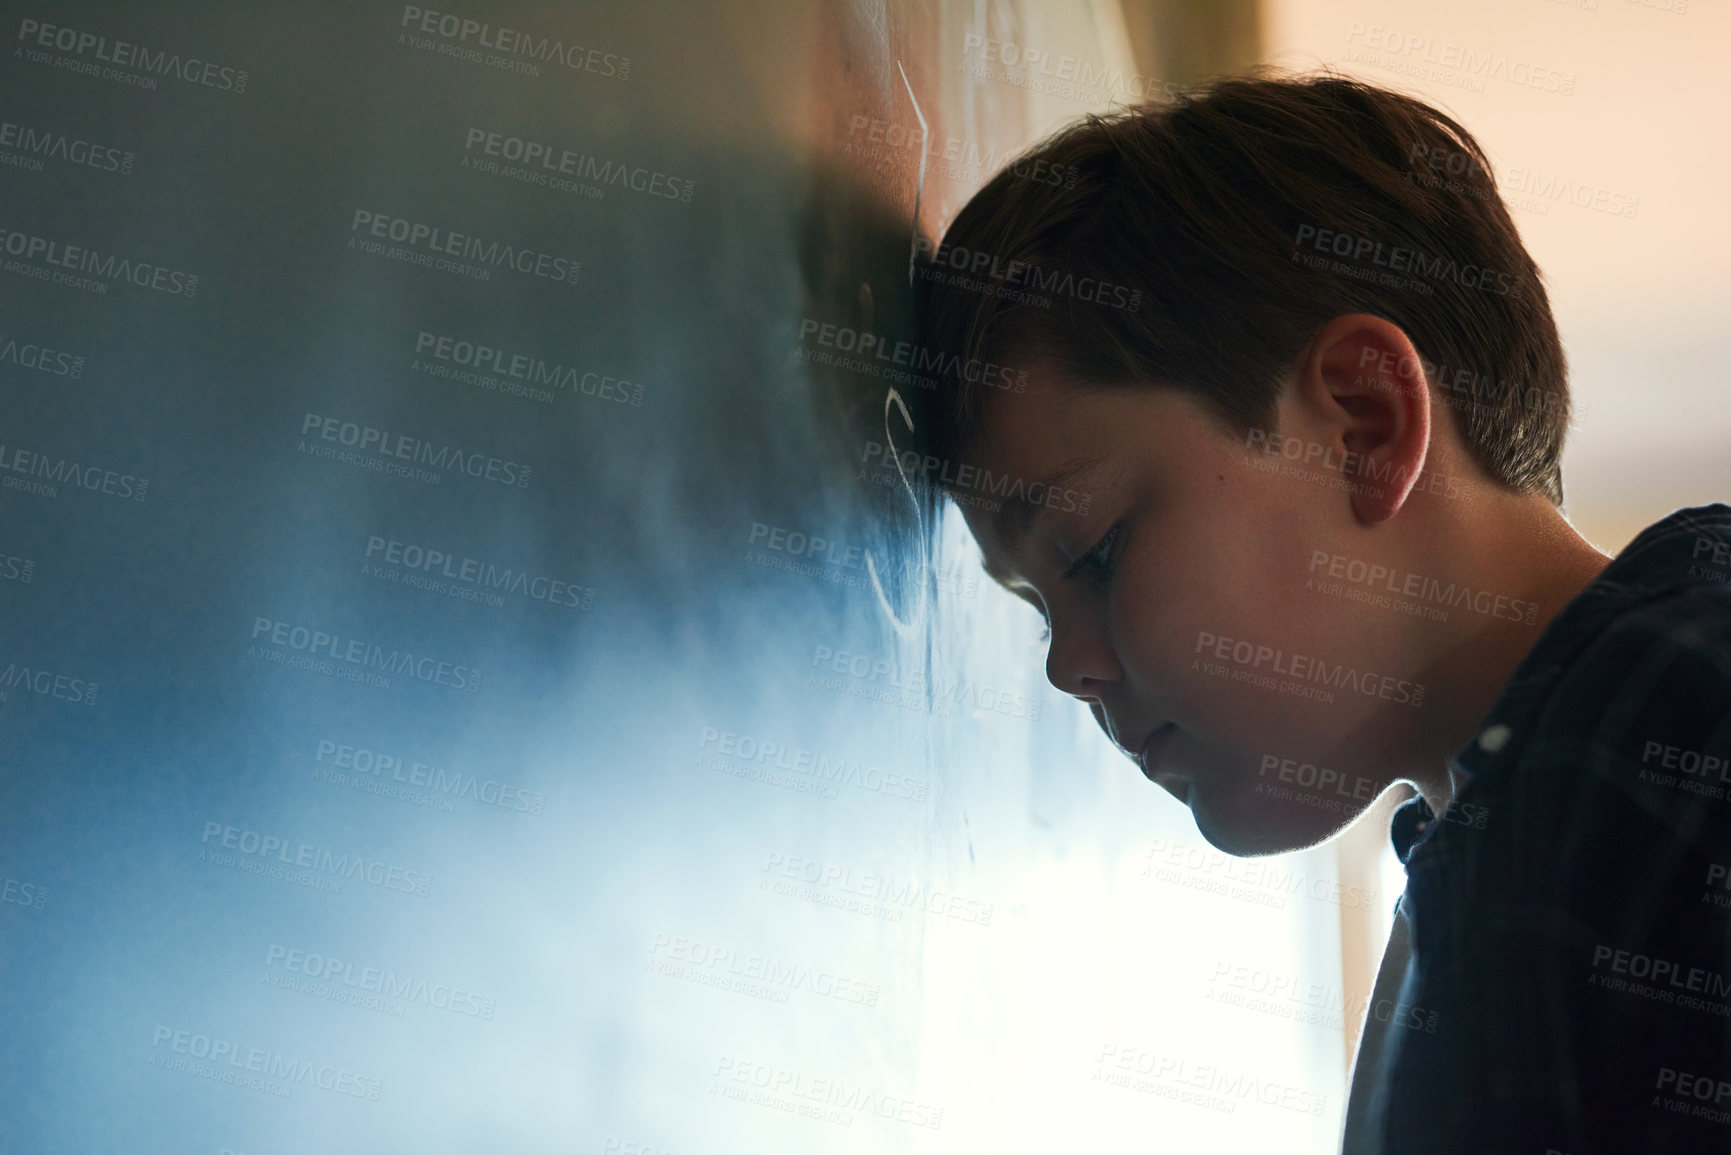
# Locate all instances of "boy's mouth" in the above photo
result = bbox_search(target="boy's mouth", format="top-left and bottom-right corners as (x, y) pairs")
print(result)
(1137, 722), (1184, 799)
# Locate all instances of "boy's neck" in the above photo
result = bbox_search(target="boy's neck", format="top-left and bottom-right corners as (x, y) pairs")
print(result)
(1402, 492), (1613, 813)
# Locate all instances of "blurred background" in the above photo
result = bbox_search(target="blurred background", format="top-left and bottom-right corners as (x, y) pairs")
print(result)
(0, 1), (1722, 1152)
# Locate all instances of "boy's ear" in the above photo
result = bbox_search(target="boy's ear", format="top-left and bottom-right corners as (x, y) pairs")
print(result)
(1294, 314), (1434, 526)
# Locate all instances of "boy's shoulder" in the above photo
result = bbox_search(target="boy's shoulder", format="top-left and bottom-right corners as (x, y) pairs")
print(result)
(1534, 503), (1731, 780)
(1459, 503), (1731, 783)
(1385, 505), (1731, 1155)
(1542, 574), (1731, 829)
(1442, 503), (1731, 858)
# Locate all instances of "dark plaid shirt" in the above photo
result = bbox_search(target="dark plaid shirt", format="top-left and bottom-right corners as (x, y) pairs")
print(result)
(1355, 503), (1731, 1154)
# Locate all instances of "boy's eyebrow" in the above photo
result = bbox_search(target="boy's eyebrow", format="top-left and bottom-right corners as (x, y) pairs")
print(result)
(988, 454), (1104, 554)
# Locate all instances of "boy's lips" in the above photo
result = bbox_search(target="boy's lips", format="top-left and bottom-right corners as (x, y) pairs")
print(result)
(1137, 722), (1189, 801)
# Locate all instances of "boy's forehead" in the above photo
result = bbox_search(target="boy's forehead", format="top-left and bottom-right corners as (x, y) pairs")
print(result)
(968, 364), (1176, 483)
(966, 450), (1106, 568)
(956, 380), (1116, 576)
(959, 500), (1027, 589)
(969, 369), (1093, 460)
(963, 383), (1085, 509)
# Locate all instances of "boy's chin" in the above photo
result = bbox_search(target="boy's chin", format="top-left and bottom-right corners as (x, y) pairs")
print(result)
(1189, 788), (1359, 857)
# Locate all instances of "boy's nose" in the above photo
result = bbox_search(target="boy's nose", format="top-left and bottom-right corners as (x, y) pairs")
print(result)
(1045, 618), (1121, 698)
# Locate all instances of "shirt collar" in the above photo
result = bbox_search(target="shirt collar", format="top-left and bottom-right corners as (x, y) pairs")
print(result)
(1392, 502), (1731, 861)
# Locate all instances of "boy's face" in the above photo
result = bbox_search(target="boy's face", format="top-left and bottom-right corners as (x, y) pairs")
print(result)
(956, 360), (1431, 856)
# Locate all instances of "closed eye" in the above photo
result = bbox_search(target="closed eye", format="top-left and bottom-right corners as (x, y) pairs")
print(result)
(1032, 521), (1123, 644)
(1062, 521), (1124, 583)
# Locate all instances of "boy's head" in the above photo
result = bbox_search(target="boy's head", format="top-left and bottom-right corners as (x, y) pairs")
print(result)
(917, 74), (1576, 855)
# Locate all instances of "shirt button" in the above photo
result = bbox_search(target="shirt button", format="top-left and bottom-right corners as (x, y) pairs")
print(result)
(1478, 723), (1512, 753)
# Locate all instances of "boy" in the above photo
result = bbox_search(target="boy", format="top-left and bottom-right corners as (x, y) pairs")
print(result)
(911, 73), (1731, 1153)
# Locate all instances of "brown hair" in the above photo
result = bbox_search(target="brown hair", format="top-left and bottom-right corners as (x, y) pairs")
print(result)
(918, 72), (1571, 505)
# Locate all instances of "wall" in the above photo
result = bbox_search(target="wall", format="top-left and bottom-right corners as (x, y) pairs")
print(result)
(0, 2), (1357, 1151)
